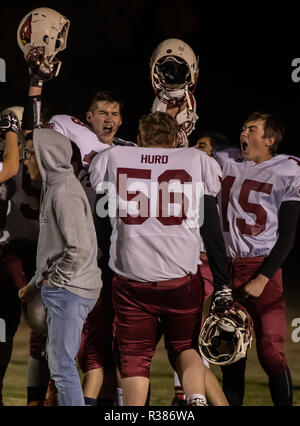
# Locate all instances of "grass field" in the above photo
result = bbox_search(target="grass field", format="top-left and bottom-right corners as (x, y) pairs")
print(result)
(2, 271), (300, 406)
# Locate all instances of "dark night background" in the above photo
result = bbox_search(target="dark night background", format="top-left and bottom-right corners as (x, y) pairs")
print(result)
(0, 1), (299, 280)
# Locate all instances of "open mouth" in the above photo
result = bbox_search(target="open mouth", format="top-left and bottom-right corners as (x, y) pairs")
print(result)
(103, 125), (113, 135)
(241, 141), (248, 152)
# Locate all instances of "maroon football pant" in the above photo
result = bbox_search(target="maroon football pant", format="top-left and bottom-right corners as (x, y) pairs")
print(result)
(112, 272), (204, 379)
(228, 256), (288, 376)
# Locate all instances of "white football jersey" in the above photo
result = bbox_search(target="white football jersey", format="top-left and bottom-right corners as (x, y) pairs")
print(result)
(48, 114), (108, 166)
(215, 148), (300, 258)
(48, 114), (136, 208)
(90, 146), (222, 281)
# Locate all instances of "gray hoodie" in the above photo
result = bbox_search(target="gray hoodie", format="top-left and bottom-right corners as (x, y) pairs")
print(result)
(29, 128), (102, 300)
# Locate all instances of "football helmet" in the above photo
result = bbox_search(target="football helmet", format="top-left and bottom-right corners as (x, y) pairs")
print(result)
(23, 292), (47, 336)
(1, 106), (23, 127)
(150, 39), (199, 147)
(150, 38), (199, 94)
(198, 302), (253, 366)
(17, 7), (70, 79)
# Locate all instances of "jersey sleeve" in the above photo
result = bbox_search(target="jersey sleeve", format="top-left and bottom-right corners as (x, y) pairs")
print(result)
(48, 114), (68, 136)
(89, 148), (111, 192)
(282, 175), (300, 202)
(200, 154), (222, 197)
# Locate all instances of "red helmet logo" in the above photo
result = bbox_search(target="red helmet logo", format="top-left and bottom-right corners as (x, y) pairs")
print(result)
(20, 14), (32, 45)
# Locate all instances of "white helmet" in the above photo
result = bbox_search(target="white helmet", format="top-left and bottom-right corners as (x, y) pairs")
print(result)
(1, 106), (24, 127)
(17, 7), (70, 78)
(150, 38), (198, 94)
(23, 292), (47, 336)
(198, 302), (254, 366)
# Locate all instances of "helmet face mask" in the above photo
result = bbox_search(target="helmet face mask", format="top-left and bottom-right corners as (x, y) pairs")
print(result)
(154, 56), (191, 90)
(199, 302), (254, 366)
(150, 38), (199, 96)
(17, 7), (70, 78)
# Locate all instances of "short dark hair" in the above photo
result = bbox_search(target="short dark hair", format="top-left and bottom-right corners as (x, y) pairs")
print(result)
(195, 130), (231, 151)
(88, 90), (124, 114)
(244, 111), (285, 155)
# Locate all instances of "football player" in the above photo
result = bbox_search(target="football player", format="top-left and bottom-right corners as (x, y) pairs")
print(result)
(215, 111), (300, 406)
(171, 129), (232, 406)
(89, 111), (232, 406)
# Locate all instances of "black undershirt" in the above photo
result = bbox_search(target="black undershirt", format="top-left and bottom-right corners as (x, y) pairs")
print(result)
(200, 195), (229, 290)
(259, 200), (300, 279)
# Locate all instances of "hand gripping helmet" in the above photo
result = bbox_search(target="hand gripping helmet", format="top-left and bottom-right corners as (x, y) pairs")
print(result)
(17, 7), (70, 79)
(23, 292), (47, 336)
(198, 302), (254, 366)
(150, 38), (199, 94)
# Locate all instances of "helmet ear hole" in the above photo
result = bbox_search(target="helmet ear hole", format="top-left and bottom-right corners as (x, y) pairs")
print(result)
(43, 35), (49, 44)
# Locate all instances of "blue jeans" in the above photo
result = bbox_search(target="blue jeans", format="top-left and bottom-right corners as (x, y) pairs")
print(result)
(41, 286), (96, 406)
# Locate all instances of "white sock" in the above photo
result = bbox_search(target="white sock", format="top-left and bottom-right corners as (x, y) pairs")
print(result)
(187, 393), (207, 406)
(173, 371), (182, 388)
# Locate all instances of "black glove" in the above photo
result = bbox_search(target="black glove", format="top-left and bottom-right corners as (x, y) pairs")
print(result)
(0, 112), (20, 136)
(210, 286), (233, 313)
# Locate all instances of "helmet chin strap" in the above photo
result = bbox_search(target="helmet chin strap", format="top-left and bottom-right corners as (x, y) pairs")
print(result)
(184, 86), (193, 111)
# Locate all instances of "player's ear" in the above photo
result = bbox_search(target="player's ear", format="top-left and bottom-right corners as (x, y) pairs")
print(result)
(86, 111), (92, 123)
(265, 136), (275, 148)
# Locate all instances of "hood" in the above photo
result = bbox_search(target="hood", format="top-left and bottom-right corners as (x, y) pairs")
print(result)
(33, 128), (73, 184)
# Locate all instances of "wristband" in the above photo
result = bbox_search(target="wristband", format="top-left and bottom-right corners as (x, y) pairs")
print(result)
(30, 77), (44, 88)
